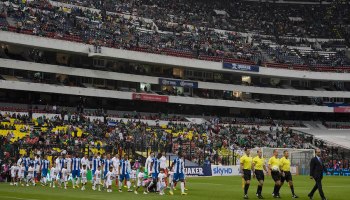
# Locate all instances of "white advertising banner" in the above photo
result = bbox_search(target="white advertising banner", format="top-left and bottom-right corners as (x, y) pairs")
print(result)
(211, 165), (240, 176)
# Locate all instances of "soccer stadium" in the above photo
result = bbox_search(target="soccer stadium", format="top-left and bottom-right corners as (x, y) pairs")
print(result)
(0, 0), (350, 199)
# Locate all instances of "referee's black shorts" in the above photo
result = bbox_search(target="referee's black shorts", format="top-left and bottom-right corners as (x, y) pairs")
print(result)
(271, 170), (281, 182)
(255, 170), (264, 181)
(243, 169), (251, 181)
(281, 171), (292, 182)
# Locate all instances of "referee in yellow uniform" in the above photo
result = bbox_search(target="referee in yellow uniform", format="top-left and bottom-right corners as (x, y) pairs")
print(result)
(268, 149), (282, 198)
(280, 150), (299, 198)
(240, 148), (253, 199)
(253, 149), (267, 199)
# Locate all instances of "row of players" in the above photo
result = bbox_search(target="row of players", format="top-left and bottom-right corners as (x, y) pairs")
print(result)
(9, 152), (188, 195)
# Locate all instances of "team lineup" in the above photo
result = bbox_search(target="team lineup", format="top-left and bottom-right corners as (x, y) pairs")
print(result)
(8, 148), (327, 199)
(9, 151), (188, 196)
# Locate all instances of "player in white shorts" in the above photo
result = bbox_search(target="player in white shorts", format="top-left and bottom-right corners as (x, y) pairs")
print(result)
(158, 169), (167, 195)
(105, 166), (114, 192)
(111, 154), (120, 188)
(27, 164), (35, 186)
(61, 164), (69, 189)
(65, 154), (72, 176)
(50, 165), (58, 188)
(93, 166), (102, 191)
(80, 165), (88, 190)
(10, 163), (18, 186)
(18, 163), (25, 186)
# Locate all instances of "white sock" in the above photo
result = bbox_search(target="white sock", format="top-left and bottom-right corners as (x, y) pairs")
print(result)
(127, 181), (131, 189)
(119, 181), (122, 189)
(72, 178), (75, 187)
(157, 182), (160, 191)
(180, 182), (185, 193)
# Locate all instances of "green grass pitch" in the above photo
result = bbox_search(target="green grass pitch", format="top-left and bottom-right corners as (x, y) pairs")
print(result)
(0, 176), (349, 200)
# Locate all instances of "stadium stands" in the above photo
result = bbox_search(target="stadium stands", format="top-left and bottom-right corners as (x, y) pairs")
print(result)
(0, 0), (348, 72)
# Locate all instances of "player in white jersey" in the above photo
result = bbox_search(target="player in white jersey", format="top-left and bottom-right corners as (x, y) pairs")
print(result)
(65, 154), (72, 174)
(18, 163), (25, 186)
(145, 152), (154, 175)
(130, 167), (137, 188)
(27, 163), (35, 186)
(34, 155), (41, 182)
(10, 163), (18, 186)
(61, 164), (69, 189)
(50, 164), (58, 188)
(55, 155), (62, 171)
(81, 155), (90, 170)
(159, 152), (167, 184)
(105, 166), (115, 192)
(134, 167), (147, 195)
(111, 154), (120, 187)
(93, 166), (102, 191)
(80, 165), (88, 191)
(169, 152), (187, 195)
(158, 169), (167, 195)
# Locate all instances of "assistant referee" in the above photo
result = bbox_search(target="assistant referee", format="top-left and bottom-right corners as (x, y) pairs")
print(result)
(268, 149), (281, 198)
(280, 150), (299, 198)
(240, 148), (253, 199)
(253, 149), (267, 199)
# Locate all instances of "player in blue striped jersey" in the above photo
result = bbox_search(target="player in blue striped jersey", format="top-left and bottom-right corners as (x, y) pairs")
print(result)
(91, 154), (101, 175)
(103, 154), (112, 188)
(118, 155), (132, 192)
(91, 154), (101, 186)
(148, 153), (162, 193)
(40, 156), (50, 186)
(30, 157), (39, 182)
(17, 154), (30, 177)
(71, 154), (81, 189)
(170, 152), (187, 195)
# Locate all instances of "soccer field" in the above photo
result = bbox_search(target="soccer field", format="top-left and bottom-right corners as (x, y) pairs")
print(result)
(0, 176), (349, 200)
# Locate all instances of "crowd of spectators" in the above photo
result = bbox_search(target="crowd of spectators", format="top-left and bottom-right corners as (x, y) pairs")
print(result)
(0, 0), (348, 70)
(0, 106), (318, 167)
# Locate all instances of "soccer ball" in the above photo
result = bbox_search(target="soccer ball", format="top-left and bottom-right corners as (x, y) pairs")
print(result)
(272, 166), (279, 171)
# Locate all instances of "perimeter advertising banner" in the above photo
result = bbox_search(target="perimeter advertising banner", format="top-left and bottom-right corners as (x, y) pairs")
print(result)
(159, 78), (198, 88)
(223, 62), (260, 72)
(334, 107), (350, 113)
(185, 164), (212, 177)
(132, 93), (169, 102)
(211, 165), (240, 176)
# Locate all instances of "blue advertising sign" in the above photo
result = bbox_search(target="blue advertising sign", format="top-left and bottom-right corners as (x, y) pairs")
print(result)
(184, 164), (212, 177)
(223, 62), (260, 72)
(159, 78), (198, 88)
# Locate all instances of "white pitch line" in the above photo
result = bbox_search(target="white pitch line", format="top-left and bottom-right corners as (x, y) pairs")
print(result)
(0, 196), (39, 200)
